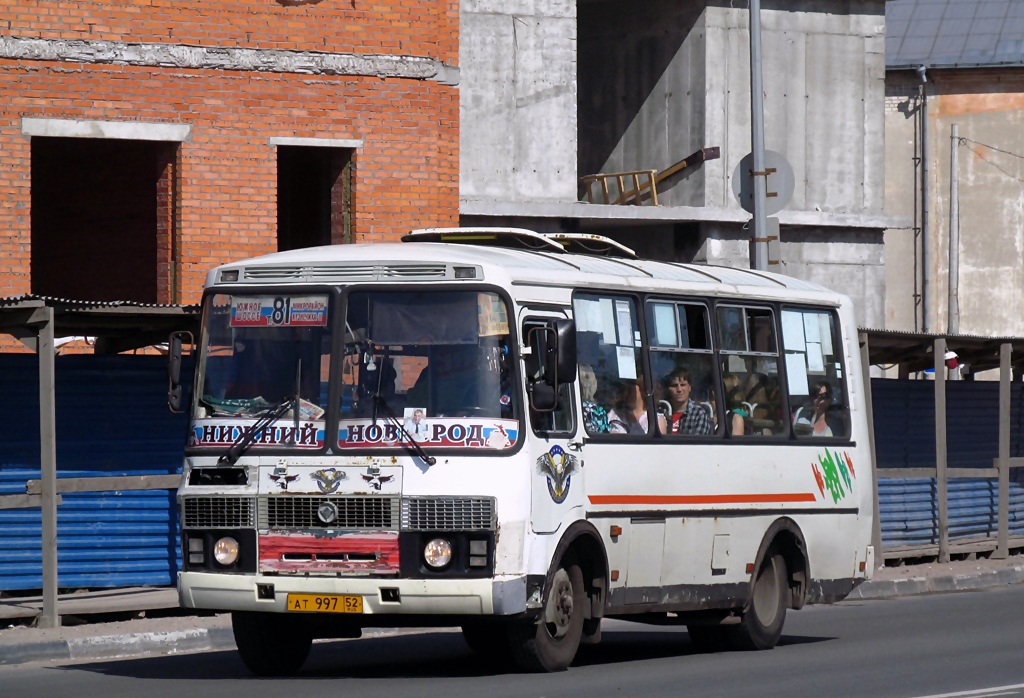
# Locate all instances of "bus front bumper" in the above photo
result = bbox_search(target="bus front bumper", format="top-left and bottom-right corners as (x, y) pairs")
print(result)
(178, 571), (529, 616)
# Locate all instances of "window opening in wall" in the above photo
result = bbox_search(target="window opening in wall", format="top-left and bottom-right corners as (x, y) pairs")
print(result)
(277, 146), (353, 251)
(31, 137), (177, 304)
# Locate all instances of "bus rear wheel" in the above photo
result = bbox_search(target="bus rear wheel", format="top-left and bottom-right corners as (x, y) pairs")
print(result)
(728, 550), (788, 650)
(506, 563), (586, 672)
(231, 611), (312, 676)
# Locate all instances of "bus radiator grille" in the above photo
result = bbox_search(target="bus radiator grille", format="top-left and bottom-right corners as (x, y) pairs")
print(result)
(182, 496), (256, 529)
(258, 496), (400, 530)
(401, 497), (496, 531)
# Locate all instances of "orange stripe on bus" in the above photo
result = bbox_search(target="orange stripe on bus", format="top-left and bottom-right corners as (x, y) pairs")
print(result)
(587, 493), (818, 505)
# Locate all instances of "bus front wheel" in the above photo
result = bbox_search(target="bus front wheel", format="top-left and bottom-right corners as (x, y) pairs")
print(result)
(231, 611), (312, 676)
(728, 550), (788, 650)
(506, 563), (586, 672)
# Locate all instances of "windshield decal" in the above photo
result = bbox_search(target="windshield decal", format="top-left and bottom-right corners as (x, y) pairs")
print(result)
(337, 418), (518, 450)
(191, 419), (326, 449)
(230, 295), (328, 328)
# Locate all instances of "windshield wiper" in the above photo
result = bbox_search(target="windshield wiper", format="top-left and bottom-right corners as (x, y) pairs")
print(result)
(218, 396), (297, 466)
(372, 393), (436, 466)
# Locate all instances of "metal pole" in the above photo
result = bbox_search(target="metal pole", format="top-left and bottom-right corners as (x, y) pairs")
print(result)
(996, 343), (1011, 558)
(860, 332), (883, 566)
(919, 67), (930, 332)
(38, 307), (59, 628)
(934, 337), (948, 562)
(949, 124), (960, 335)
(749, 0), (768, 271)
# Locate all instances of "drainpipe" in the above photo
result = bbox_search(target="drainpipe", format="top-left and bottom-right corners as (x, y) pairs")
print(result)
(917, 65), (930, 333)
(949, 123), (960, 335)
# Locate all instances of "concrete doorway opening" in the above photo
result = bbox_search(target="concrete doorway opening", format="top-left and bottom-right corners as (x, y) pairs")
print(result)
(277, 146), (353, 251)
(31, 137), (177, 304)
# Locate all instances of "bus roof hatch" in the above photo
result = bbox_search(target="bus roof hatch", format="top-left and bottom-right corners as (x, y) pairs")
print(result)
(402, 227), (638, 259)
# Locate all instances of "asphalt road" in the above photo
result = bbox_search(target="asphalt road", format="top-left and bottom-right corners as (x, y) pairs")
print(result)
(5, 585), (1024, 698)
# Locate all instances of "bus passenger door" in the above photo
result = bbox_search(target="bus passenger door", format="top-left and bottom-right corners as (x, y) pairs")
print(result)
(522, 313), (584, 534)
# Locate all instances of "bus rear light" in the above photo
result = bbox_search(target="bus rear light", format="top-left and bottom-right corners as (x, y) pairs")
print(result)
(746, 563), (755, 574)
(610, 570), (620, 582)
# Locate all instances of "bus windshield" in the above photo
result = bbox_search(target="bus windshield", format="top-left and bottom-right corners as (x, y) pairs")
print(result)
(338, 289), (519, 451)
(191, 293), (333, 451)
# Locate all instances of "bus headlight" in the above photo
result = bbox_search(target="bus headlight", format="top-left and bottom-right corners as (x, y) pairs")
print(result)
(423, 538), (452, 569)
(213, 536), (240, 566)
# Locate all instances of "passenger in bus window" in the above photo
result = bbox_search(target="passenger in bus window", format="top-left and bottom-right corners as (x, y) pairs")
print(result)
(607, 378), (666, 435)
(723, 372), (750, 436)
(793, 381), (840, 438)
(661, 368), (712, 436)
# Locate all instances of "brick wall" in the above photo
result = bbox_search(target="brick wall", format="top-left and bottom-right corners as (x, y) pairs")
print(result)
(0, 0), (461, 305)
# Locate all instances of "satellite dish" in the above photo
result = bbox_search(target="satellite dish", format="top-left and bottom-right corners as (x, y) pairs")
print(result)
(731, 150), (795, 215)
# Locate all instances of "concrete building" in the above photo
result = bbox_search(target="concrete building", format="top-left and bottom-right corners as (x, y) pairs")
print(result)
(885, 0), (1024, 337)
(459, 0), (903, 329)
(0, 1), (460, 305)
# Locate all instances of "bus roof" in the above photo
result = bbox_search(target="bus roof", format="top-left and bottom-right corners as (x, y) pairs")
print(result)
(206, 235), (844, 305)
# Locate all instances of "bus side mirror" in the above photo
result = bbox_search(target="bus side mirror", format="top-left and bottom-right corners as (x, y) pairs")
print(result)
(528, 382), (558, 412)
(552, 318), (576, 385)
(526, 319), (577, 413)
(168, 331), (193, 413)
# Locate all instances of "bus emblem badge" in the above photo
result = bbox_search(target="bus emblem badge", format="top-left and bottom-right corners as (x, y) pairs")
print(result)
(317, 501), (338, 524)
(311, 468), (347, 494)
(537, 445), (580, 504)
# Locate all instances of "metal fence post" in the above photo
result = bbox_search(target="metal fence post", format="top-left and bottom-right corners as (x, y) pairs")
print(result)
(38, 307), (59, 628)
(996, 343), (1011, 558)
(935, 338), (949, 562)
(860, 332), (883, 565)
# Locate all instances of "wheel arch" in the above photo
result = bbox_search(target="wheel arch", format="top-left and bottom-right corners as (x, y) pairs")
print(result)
(749, 517), (810, 611)
(546, 519), (609, 626)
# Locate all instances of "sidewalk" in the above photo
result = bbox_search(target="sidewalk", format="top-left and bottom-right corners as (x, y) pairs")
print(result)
(2, 553), (1023, 668)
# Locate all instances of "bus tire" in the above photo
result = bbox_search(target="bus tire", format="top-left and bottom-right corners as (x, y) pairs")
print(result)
(506, 563), (586, 672)
(231, 611), (312, 676)
(728, 550), (788, 651)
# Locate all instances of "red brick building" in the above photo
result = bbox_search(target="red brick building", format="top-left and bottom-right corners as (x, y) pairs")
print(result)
(0, 0), (460, 305)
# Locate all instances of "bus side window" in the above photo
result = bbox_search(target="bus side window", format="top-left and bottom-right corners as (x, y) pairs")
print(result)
(647, 300), (718, 437)
(782, 308), (850, 439)
(718, 305), (785, 437)
(572, 294), (648, 436)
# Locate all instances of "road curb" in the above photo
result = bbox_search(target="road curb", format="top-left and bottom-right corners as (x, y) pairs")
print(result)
(0, 624), (446, 668)
(850, 566), (1024, 600)
(0, 626), (236, 667)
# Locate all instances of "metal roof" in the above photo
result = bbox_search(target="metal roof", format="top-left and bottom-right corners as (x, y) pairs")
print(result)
(887, 0), (1024, 69)
(0, 295), (200, 353)
(862, 327), (1024, 372)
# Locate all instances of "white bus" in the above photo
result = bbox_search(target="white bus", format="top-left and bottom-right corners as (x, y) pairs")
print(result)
(170, 228), (874, 675)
